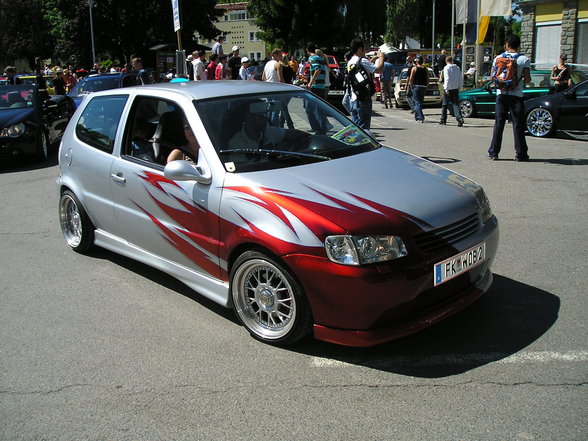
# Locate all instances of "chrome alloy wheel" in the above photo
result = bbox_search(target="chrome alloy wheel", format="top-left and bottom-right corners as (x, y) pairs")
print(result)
(526, 107), (553, 137)
(459, 100), (473, 118)
(232, 258), (297, 341)
(59, 193), (83, 248)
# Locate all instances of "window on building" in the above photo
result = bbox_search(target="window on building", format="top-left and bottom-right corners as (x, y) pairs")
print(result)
(229, 10), (247, 21)
(577, 20), (588, 65)
(535, 22), (562, 69)
(249, 32), (260, 42)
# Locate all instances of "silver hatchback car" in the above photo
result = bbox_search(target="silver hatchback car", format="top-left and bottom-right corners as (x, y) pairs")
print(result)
(57, 81), (499, 347)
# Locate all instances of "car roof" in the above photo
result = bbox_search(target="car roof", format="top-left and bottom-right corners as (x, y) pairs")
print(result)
(84, 72), (131, 80)
(89, 80), (302, 101)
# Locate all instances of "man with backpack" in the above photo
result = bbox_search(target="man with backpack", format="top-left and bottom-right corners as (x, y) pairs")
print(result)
(347, 37), (385, 130)
(487, 34), (531, 162)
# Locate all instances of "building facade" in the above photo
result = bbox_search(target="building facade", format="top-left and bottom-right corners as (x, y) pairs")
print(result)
(194, 2), (266, 62)
(519, 0), (588, 67)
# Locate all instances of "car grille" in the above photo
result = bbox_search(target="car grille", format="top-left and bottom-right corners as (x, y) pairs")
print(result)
(413, 213), (481, 253)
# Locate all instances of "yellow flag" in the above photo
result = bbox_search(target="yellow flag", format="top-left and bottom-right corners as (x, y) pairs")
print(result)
(477, 16), (491, 44)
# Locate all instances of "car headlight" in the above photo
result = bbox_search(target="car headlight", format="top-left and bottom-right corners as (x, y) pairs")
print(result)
(479, 192), (493, 223)
(325, 235), (407, 266)
(0, 123), (26, 138)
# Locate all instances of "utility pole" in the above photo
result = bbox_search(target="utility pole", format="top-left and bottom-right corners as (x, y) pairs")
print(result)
(88, 0), (96, 66)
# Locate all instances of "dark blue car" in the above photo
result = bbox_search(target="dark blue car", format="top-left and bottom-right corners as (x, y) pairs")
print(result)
(68, 72), (138, 108)
(0, 84), (74, 162)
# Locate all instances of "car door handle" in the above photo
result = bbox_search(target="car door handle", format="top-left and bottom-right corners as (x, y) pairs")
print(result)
(110, 173), (126, 183)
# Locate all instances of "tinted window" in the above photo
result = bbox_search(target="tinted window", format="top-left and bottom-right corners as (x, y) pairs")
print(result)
(76, 95), (128, 153)
(575, 81), (588, 97)
(196, 91), (379, 172)
(122, 75), (137, 87)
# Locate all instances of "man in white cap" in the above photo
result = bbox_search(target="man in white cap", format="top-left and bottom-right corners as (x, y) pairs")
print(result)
(228, 45), (241, 80)
(239, 57), (252, 80)
(465, 61), (477, 82)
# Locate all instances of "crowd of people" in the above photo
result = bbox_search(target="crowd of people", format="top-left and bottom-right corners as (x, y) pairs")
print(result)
(4, 32), (570, 162)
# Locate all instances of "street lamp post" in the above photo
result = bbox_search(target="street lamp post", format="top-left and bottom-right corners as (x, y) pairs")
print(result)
(88, 0), (96, 66)
(432, 0), (435, 68)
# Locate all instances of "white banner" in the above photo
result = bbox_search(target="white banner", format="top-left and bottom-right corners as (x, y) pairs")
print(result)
(456, 0), (467, 24)
(171, 0), (181, 32)
(481, 0), (512, 17)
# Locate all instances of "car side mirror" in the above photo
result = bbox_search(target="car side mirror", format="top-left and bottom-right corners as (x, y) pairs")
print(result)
(564, 89), (576, 99)
(164, 159), (211, 184)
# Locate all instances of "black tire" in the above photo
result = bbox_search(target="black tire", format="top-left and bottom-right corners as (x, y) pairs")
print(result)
(34, 131), (49, 162)
(59, 190), (95, 253)
(459, 99), (475, 118)
(526, 107), (554, 137)
(230, 250), (312, 345)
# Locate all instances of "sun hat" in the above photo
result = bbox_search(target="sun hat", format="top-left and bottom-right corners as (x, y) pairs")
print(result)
(232, 46), (239, 52)
(241, 57), (250, 63)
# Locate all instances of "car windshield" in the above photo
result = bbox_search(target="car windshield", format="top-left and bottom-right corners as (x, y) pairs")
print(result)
(196, 90), (380, 172)
(0, 85), (36, 110)
(69, 76), (120, 98)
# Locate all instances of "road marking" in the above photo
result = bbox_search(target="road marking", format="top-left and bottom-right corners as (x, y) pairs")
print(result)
(311, 350), (588, 368)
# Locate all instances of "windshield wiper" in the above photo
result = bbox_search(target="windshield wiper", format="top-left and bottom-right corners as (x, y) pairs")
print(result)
(219, 148), (331, 161)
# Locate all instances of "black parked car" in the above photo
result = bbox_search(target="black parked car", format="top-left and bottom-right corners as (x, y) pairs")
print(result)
(525, 80), (588, 140)
(0, 84), (75, 162)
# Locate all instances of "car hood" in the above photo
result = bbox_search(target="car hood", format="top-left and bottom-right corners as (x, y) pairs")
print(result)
(221, 147), (484, 238)
(0, 108), (36, 127)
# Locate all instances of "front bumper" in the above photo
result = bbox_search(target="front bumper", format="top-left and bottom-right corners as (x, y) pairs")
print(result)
(282, 218), (499, 347)
(0, 131), (37, 160)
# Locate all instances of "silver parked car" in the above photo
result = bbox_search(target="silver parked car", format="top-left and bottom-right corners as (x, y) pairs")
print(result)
(57, 81), (499, 347)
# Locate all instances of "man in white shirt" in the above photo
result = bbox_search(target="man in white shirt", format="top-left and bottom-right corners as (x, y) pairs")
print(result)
(262, 48), (284, 83)
(192, 50), (207, 81)
(439, 56), (464, 126)
(347, 37), (384, 130)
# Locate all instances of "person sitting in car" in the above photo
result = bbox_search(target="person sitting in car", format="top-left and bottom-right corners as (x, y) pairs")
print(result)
(228, 101), (309, 150)
(164, 113), (200, 163)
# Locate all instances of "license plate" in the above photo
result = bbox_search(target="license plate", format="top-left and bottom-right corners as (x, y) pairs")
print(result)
(434, 242), (486, 286)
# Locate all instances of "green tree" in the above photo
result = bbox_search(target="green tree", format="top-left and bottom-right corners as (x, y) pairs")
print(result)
(0, 0), (54, 69)
(248, 0), (348, 53)
(37, 0), (222, 68)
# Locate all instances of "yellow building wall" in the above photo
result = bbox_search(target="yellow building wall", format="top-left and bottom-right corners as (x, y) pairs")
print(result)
(579, 0), (588, 19)
(214, 19), (266, 61)
(536, 3), (563, 22)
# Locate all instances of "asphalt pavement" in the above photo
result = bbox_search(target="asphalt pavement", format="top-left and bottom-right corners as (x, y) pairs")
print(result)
(0, 105), (586, 441)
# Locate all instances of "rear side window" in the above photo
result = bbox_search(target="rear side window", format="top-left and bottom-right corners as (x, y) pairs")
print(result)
(75, 95), (128, 153)
(122, 75), (137, 87)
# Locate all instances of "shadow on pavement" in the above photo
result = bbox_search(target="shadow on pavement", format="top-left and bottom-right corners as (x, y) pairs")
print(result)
(289, 274), (560, 378)
(0, 147), (59, 173)
(86, 248), (238, 324)
(85, 248), (560, 378)
(538, 158), (588, 166)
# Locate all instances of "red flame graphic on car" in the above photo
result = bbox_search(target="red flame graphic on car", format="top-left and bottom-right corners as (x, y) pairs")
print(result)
(137, 172), (427, 281)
